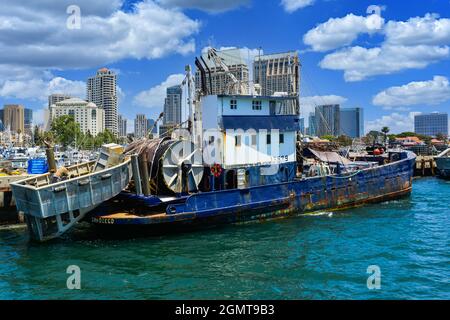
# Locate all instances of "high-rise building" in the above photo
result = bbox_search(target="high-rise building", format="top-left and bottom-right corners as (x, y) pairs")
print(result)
(315, 104), (340, 137)
(87, 68), (118, 134)
(195, 48), (249, 95)
(0, 109), (4, 131)
(340, 107), (364, 138)
(118, 114), (127, 137)
(3, 104), (24, 134)
(48, 94), (72, 107)
(147, 118), (157, 134)
(49, 98), (104, 136)
(414, 113), (448, 137)
(163, 85), (182, 125)
(308, 112), (317, 136)
(299, 118), (305, 135)
(134, 114), (147, 138)
(253, 51), (299, 96)
(24, 108), (33, 135)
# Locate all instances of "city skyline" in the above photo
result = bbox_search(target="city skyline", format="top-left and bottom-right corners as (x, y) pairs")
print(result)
(0, 1), (449, 135)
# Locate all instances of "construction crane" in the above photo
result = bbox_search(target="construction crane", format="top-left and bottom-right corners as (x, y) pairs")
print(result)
(206, 48), (247, 95)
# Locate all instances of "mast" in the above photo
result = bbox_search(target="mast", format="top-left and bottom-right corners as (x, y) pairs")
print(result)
(183, 65), (199, 148)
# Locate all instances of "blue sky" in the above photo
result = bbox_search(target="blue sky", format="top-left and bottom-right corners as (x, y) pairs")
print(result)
(0, 0), (449, 134)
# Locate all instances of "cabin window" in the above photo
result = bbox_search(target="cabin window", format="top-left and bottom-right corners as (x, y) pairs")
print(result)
(280, 133), (284, 144)
(235, 135), (241, 147)
(266, 134), (271, 145)
(252, 100), (262, 110)
(230, 99), (237, 110)
(251, 134), (257, 146)
(209, 136), (215, 145)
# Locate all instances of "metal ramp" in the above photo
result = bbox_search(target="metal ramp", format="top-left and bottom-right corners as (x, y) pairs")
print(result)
(10, 146), (132, 241)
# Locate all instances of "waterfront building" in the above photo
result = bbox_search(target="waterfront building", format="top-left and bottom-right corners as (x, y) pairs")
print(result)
(48, 94), (72, 107)
(163, 85), (182, 125)
(147, 118), (157, 134)
(3, 104), (24, 134)
(308, 112), (317, 136)
(340, 107), (364, 138)
(87, 68), (118, 135)
(195, 48), (249, 95)
(49, 98), (104, 136)
(253, 51), (299, 96)
(0, 109), (3, 131)
(134, 114), (147, 138)
(24, 108), (33, 135)
(315, 104), (340, 137)
(299, 117), (305, 135)
(118, 114), (127, 137)
(414, 113), (448, 137)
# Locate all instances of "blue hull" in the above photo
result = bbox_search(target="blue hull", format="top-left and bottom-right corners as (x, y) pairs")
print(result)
(90, 151), (416, 233)
(435, 157), (450, 179)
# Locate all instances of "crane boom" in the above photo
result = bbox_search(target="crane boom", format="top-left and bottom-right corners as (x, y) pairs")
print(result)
(207, 48), (246, 95)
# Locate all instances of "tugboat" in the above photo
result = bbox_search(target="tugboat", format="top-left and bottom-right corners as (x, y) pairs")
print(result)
(87, 50), (416, 236)
(435, 148), (450, 179)
(10, 49), (416, 241)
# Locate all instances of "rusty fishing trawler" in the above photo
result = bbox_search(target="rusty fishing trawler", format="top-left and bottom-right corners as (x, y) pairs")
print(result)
(10, 49), (416, 241)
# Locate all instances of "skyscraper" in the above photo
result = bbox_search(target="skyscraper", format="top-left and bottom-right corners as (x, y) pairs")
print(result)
(414, 113), (448, 137)
(147, 118), (157, 134)
(87, 68), (118, 135)
(315, 104), (340, 137)
(195, 48), (249, 95)
(118, 114), (127, 137)
(134, 114), (147, 138)
(340, 107), (364, 138)
(308, 112), (317, 136)
(163, 85), (182, 125)
(253, 51), (299, 96)
(0, 109), (4, 131)
(3, 104), (24, 134)
(48, 94), (72, 107)
(24, 108), (33, 135)
(299, 117), (305, 135)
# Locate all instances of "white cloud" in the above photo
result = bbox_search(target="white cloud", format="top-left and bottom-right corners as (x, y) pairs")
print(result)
(300, 95), (347, 125)
(365, 112), (420, 134)
(0, 76), (86, 101)
(133, 74), (185, 109)
(157, 0), (250, 13)
(315, 13), (450, 81)
(281, 0), (315, 13)
(373, 76), (450, 109)
(320, 45), (449, 82)
(304, 14), (384, 52)
(385, 13), (450, 46)
(0, 1), (200, 70)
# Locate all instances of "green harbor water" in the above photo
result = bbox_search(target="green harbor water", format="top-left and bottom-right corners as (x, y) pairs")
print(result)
(0, 177), (449, 299)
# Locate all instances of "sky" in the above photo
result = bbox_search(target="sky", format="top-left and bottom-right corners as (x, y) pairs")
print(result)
(0, 0), (449, 134)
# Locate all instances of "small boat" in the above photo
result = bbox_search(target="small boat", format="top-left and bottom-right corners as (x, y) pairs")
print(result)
(435, 148), (450, 179)
(10, 144), (132, 241)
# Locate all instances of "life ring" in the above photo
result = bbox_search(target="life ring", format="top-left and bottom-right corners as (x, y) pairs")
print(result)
(211, 163), (223, 178)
